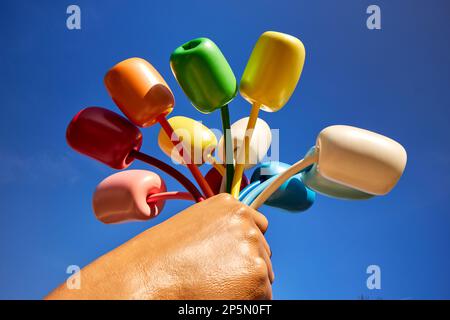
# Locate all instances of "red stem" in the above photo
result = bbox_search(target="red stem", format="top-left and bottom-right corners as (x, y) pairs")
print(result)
(157, 115), (214, 198)
(130, 149), (204, 202)
(147, 191), (194, 203)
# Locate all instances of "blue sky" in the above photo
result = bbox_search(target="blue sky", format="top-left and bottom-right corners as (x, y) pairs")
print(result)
(0, 0), (449, 299)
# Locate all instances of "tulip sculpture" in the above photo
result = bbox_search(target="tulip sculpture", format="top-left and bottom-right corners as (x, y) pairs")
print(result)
(242, 125), (407, 209)
(205, 167), (249, 195)
(66, 107), (204, 202)
(230, 31), (306, 198)
(157, 116), (224, 175)
(301, 147), (374, 200)
(93, 170), (194, 224)
(241, 162), (316, 212)
(104, 57), (214, 198)
(217, 117), (272, 171)
(170, 38), (236, 192)
(66, 30), (407, 226)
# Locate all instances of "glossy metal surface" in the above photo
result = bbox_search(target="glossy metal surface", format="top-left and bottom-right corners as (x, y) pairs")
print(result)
(170, 38), (237, 113)
(250, 162), (315, 212)
(217, 117), (272, 169)
(205, 167), (248, 195)
(93, 170), (166, 224)
(104, 57), (174, 127)
(316, 125), (407, 195)
(240, 31), (305, 112)
(158, 116), (217, 165)
(301, 147), (374, 200)
(66, 107), (142, 169)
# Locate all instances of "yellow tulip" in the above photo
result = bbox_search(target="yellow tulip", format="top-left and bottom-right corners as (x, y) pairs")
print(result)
(240, 31), (306, 112)
(158, 116), (218, 167)
(231, 31), (306, 198)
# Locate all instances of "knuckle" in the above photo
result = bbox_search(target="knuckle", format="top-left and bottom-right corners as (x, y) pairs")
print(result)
(252, 257), (269, 282)
(232, 221), (261, 245)
(234, 205), (252, 221)
(229, 213), (254, 233)
(245, 227), (260, 244)
(238, 240), (254, 257)
(228, 214), (246, 233)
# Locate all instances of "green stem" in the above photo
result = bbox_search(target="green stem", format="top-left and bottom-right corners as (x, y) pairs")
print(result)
(221, 104), (234, 193)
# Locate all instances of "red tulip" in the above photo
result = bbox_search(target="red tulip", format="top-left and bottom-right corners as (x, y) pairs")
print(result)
(66, 107), (142, 169)
(205, 167), (249, 195)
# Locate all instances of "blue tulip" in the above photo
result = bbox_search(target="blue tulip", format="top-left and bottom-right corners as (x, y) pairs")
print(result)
(249, 162), (315, 212)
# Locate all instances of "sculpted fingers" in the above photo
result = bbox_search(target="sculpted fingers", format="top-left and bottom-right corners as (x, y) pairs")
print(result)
(252, 211), (269, 234)
(260, 244), (274, 284)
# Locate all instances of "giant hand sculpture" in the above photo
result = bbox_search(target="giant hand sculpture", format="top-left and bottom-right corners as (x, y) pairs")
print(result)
(46, 195), (273, 300)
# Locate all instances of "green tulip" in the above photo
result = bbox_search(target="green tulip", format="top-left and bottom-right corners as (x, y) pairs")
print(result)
(170, 37), (237, 113)
(170, 37), (237, 193)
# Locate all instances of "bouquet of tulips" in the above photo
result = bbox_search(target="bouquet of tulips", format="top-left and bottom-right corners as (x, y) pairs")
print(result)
(66, 31), (407, 224)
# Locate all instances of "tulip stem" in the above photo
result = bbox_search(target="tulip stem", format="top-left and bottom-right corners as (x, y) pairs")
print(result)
(238, 180), (261, 201)
(147, 191), (194, 203)
(249, 153), (318, 210)
(206, 154), (226, 176)
(157, 115), (214, 198)
(230, 102), (261, 198)
(130, 149), (205, 202)
(221, 104), (234, 193)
